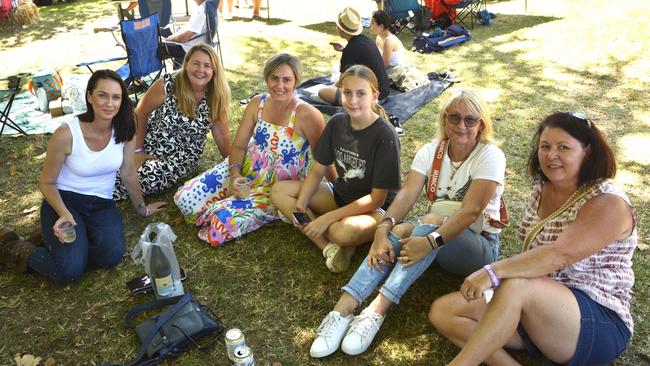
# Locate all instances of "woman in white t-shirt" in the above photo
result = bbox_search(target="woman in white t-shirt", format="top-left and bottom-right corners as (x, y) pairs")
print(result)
(309, 88), (506, 358)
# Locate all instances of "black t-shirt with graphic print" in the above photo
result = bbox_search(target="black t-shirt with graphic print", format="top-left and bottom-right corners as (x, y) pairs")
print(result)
(314, 113), (401, 210)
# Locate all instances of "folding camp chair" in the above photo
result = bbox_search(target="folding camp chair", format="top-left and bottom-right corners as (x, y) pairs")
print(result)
(76, 13), (165, 101)
(0, 73), (29, 138)
(440, 0), (485, 29)
(384, 0), (422, 20)
(204, 0), (223, 66)
(137, 0), (172, 29)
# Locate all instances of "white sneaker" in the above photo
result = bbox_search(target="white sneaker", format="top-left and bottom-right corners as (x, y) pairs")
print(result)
(310, 311), (353, 358)
(323, 243), (355, 273)
(341, 308), (385, 356)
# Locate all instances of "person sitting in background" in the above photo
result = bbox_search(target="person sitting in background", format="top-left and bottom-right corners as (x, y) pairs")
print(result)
(0, 70), (164, 283)
(308, 88), (506, 358)
(161, 0), (208, 67)
(113, 44), (231, 200)
(272, 65), (401, 275)
(174, 53), (331, 246)
(316, 7), (390, 106)
(370, 10), (405, 72)
(430, 112), (636, 366)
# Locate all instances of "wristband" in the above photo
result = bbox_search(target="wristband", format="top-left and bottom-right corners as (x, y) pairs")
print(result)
(425, 235), (436, 250)
(229, 163), (242, 171)
(483, 264), (500, 288)
(144, 207), (150, 217)
(134, 147), (144, 153)
(381, 215), (396, 227)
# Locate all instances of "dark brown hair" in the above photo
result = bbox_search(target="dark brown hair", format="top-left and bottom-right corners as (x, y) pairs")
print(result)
(528, 112), (616, 187)
(78, 69), (135, 143)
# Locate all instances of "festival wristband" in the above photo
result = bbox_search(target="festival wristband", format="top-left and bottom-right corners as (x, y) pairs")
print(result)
(381, 215), (396, 227)
(229, 163), (242, 171)
(483, 264), (500, 288)
(134, 147), (144, 153)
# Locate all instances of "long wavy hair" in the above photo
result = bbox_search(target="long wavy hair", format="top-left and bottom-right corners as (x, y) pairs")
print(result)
(336, 64), (388, 121)
(78, 69), (135, 143)
(174, 43), (230, 124)
(437, 88), (493, 143)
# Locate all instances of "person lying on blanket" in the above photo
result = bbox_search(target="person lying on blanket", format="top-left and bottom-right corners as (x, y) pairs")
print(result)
(316, 7), (390, 106)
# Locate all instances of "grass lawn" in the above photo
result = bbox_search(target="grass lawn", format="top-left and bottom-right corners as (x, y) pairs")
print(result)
(1, 0), (649, 365)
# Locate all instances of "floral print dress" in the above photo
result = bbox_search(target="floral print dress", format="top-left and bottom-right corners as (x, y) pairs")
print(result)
(174, 94), (310, 246)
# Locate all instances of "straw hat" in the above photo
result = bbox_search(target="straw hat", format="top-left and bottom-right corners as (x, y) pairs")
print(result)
(336, 7), (362, 36)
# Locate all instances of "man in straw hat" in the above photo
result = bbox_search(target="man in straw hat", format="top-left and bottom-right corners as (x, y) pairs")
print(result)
(316, 7), (390, 105)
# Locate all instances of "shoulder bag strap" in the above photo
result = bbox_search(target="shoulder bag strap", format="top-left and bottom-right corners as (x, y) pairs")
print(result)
(124, 294), (192, 366)
(521, 186), (591, 253)
(426, 139), (447, 211)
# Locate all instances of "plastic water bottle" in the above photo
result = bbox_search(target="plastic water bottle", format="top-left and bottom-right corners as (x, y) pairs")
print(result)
(331, 62), (340, 83)
(150, 245), (175, 298)
(36, 86), (48, 112)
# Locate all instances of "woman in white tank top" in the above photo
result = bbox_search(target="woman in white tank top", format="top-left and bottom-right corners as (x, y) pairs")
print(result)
(370, 10), (405, 71)
(0, 70), (165, 283)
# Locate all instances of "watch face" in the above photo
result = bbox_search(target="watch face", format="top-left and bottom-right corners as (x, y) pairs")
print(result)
(435, 235), (445, 246)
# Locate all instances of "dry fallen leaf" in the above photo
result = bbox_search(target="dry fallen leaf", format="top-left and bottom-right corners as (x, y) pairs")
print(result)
(21, 206), (39, 214)
(14, 353), (41, 366)
(637, 242), (649, 251)
(9, 163), (16, 176)
(44, 357), (55, 366)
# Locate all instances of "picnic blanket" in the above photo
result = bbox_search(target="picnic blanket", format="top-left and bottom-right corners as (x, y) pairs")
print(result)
(296, 75), (451, 124)
(2, 74), (90, 135)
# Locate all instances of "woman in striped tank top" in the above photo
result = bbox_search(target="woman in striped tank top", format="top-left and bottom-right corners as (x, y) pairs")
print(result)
(430, 112), (637, 366)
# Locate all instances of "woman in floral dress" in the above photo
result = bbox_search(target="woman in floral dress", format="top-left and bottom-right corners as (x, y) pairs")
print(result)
(174, 53), (333, 246)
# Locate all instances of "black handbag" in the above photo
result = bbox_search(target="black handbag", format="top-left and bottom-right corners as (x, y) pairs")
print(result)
(123, 293), (225, 366)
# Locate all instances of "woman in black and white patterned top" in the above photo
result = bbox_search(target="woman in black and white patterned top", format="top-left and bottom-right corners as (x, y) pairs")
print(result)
(114, 43), (231, 199)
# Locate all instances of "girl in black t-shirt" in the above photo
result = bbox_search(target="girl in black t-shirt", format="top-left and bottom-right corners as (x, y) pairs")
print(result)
(271, 65), (400, 274)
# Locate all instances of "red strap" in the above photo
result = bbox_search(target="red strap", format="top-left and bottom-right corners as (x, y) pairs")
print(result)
(426, 139), (447, 203)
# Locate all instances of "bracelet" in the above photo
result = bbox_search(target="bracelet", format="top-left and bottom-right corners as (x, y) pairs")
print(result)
(228, 163), (242, 171)
(381, 215), (396, 227)
(376, 223), (392, 229)
(483, 264), (500, 288)
(134, 147), (144, 153)
(425, 235), (436, 250)
(144, 206), (150, 217)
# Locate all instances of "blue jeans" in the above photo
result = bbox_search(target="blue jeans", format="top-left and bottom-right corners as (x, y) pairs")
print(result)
(29, 190), (125, 284)
(342, 224), (499, 305)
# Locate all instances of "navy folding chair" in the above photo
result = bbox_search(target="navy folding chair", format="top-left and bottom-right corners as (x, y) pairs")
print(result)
(76, 13), (164, 100)
(137, 0), (172, 29)
(440, 0), (485, 29)
(385, 0), (421, 20)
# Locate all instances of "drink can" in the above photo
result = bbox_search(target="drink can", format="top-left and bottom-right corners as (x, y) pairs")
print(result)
(225, 328), (246, 361)
(232, 345), (255, 366)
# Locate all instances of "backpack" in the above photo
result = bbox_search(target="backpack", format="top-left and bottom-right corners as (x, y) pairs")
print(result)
(412, 24), (470, 53)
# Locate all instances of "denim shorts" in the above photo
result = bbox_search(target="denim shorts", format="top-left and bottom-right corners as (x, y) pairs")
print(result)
(517, 288), (630, 366)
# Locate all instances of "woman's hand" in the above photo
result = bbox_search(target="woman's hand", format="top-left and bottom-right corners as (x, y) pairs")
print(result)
(398, 236), (432, 268)
(52, 214), (76, 244)
(460, 267), (493, 303)
(291, 204), (308, 229)
(139, 201), (167, 217)
(329, 42), (344, 52)
(303, 213), (332, 239)
(368, 232), (395, 272)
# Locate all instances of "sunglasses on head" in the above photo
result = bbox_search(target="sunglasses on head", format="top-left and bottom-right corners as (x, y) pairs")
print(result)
(568, 112), (592, 128)
(445, 112), (481, 127)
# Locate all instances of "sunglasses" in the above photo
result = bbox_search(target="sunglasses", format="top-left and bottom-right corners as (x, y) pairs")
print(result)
(568, 112), (592, 128)
(445, 112), (481, 128)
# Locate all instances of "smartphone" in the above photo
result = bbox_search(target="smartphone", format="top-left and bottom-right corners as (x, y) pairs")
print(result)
(292, 211), (312, 225)
(126, 267), (187, 295)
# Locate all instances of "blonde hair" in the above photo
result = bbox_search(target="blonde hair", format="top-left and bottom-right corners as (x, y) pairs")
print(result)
(437, 88), (493, 143)
(262, 53), (303, 86)
(336, 65), (388, 121)
(174, 43), (230, 124)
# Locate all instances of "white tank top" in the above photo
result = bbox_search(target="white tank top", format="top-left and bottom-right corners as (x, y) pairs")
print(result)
(56, 118), (124, 199)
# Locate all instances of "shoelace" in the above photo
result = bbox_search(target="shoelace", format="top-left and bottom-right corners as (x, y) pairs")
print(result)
(348, 312), (382, 339)
(316, 313), (344, 337)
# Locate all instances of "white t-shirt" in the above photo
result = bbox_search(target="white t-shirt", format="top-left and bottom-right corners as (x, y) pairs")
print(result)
(180, 2), (207, 52)
(411, 139), (506, 233)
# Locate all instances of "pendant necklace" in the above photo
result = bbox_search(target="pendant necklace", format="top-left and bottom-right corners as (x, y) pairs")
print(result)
(446, 146), (467, 193)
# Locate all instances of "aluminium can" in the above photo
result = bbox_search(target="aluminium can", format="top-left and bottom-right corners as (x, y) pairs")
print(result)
(232, 345), (255, 366)
(225, 328), (246, 361)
